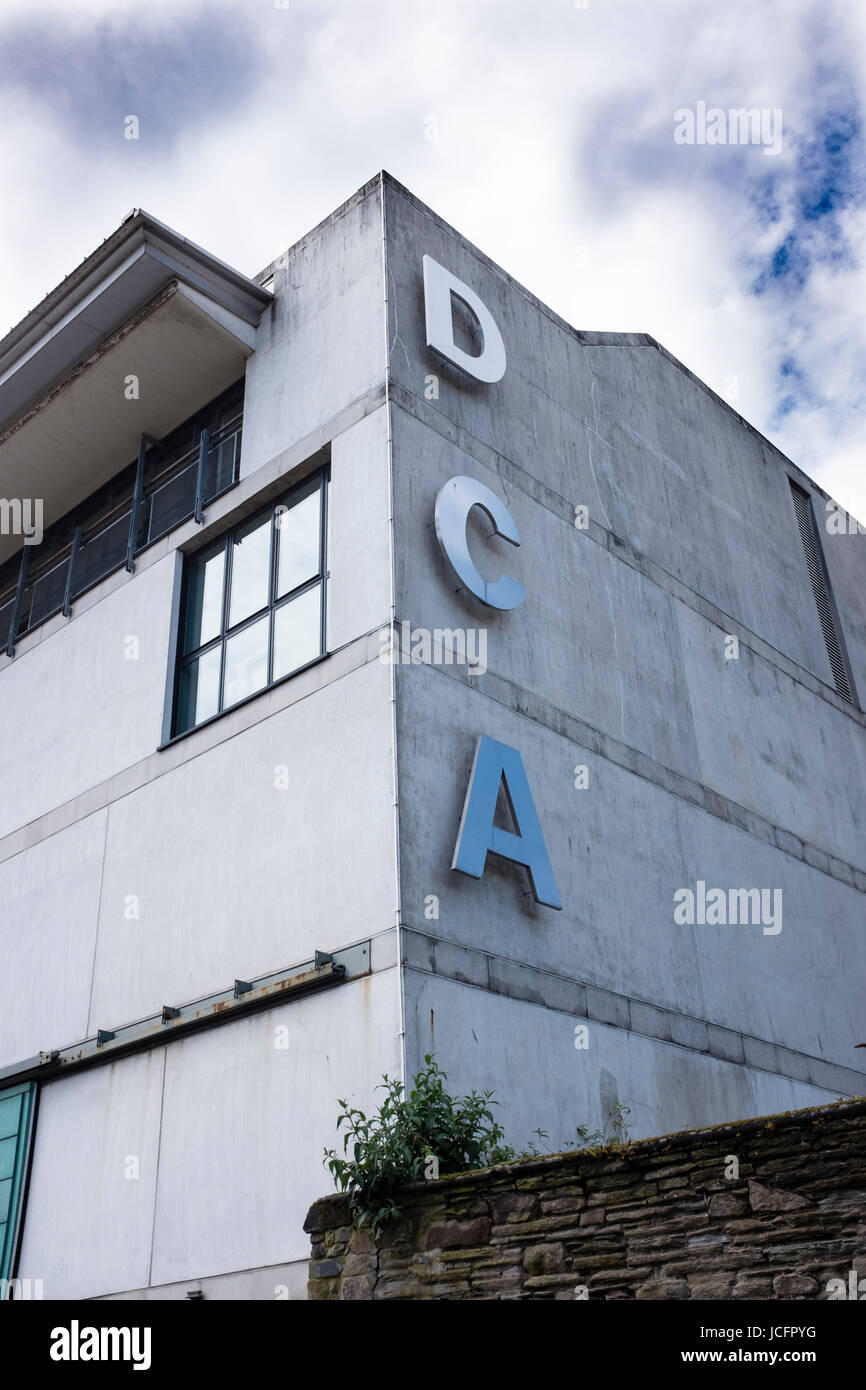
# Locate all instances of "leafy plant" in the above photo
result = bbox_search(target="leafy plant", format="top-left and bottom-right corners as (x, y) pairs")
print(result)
(520, 1127), (552, 1158)
(324, 1054), (515, 1238)
(325, 1057), (633, 1239)
(573, 1101), (632, 1151)
(516, 1104), (632, 1159)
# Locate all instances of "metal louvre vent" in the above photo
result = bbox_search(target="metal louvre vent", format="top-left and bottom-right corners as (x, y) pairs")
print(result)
(789, 479), (855, 703)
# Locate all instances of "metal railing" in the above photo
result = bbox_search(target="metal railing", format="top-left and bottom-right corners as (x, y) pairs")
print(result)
(1, 418), (242, 657)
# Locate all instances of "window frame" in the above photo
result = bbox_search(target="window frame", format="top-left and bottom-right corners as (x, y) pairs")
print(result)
(0, 1080), (36, 1291)
(167, 464), (329, 741)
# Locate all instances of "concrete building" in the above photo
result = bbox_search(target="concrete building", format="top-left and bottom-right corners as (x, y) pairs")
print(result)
(0, 172), (863, 1301)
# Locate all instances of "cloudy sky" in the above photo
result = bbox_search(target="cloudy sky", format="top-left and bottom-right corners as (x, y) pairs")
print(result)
(0, 0), (863, 518)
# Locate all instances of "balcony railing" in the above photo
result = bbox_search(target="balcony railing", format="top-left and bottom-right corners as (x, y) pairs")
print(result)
(0, 405), (242, 655)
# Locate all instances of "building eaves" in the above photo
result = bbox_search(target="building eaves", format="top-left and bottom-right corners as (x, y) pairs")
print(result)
(0, 209), (272, 434)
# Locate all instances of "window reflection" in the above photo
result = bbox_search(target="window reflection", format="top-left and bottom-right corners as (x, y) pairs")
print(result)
(276, 482), (320, 598)
(184, 543), (225, 654)
(223, 615), (269, 708)
(178, 646), (221, 728)
(273, 584), (321, 681)
(229, 514), (271, 628)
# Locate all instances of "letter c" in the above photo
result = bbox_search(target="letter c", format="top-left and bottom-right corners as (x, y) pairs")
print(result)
(434, 476), (526, 610)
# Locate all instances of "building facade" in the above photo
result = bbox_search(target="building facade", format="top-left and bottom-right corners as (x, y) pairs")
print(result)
(0, 172), (864, 1300)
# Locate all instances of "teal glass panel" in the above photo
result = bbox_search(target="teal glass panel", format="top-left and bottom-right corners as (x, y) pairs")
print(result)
(0, 1083), (35, 1286)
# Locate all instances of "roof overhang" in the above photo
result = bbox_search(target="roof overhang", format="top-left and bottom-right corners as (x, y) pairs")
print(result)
(0, 209), (272, 430)
(0, 212), (272, 564)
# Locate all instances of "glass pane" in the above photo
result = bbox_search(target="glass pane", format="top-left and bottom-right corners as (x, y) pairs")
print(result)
(0, 599), (13, 649)
(0, 1136), (15, 1181)
(25, 560), (68, 629)
(0, 1082), (33, 1283)
(276, 481), (320, 598)
(147, 462), (197, 543)
(0, 1094), (22, 1141)
(177, 647), (221, 731)
(144, 429), (196, 489)
(273, 584), (321, 681)
(184, 542), (225, 655)
(17, 586), (33, 631)
(228, 512), (271, 628)
(204, 432), (239, 501)
(223, 614), (269, 708)
(74, 511), (131, 594)
(216, 393), (243, 432)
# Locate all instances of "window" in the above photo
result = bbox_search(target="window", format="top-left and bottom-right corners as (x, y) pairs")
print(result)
(173, 469), (328, 735)
(0, 1082), (35, 1287)
(788, 479), (858, 705)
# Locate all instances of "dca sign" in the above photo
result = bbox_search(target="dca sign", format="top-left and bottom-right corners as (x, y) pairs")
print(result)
(423, 256), (562, 912)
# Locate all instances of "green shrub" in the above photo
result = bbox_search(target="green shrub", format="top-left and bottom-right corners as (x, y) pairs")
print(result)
(573, 1100), (631, 1151)
(324, 1054), (516, 1238)
(324, 1054), (632, 1239)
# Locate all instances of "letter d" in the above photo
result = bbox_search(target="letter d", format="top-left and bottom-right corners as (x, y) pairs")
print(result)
(422, 255), (506, 383)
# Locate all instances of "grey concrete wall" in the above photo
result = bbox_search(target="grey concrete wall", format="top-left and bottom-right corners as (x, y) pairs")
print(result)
(382, 177), (864, 695)
(241, 176), (386, 478)
(383, 176), (866, 1144)
(394, 970), (845, 1164)
(389, 406), (865, 871)
(394, 669), (864, 1111)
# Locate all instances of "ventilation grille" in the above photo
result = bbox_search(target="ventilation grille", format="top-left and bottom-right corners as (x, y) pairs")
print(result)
(789, 479), (854, 703)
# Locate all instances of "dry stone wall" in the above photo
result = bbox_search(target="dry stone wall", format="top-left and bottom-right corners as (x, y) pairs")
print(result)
(305, 1099), (866, 1300)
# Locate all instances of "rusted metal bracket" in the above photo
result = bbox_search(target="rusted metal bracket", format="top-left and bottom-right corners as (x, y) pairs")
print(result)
(0, 944), (366, 1088)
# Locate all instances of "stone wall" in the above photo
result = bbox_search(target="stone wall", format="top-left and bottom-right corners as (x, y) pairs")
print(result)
(305, 1098), (866, 1299)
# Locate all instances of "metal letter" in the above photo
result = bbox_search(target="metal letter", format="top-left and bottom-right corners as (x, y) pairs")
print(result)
(434, 475), (526, 610)
(452, 735), (562, 910)
(423, 254), (506, 383)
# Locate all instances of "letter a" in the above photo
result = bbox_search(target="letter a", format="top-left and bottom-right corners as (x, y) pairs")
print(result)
(50, 1328), (70, 1362)
(451, 735), (562, 909)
